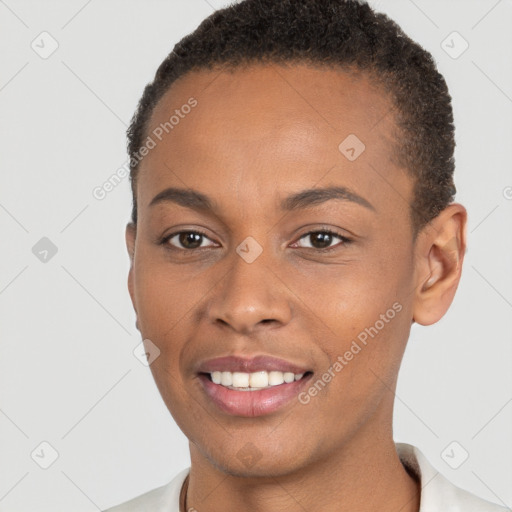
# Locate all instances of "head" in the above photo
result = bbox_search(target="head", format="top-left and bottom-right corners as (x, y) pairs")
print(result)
(125, 0), (466, 478)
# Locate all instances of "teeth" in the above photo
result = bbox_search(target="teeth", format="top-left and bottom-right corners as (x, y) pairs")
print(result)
(268, 371), (284, 385)
(249, 371), (268, 388)
(284, 372), (295, 383)
(220, 371), (232, 386)
(209, 370), (306, 390)
(233, 372), (250, 388)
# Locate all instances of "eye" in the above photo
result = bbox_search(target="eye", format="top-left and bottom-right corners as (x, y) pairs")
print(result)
(292, 229), (351, 251)
(161, 230), (217, 250)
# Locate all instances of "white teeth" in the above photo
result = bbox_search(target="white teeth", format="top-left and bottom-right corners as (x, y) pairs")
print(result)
(221, 371), (232, 386)
(249, 371), (268, 388)
(268, 371), (284, 386)
(283, 372), (295, 383)
(208, 370), (307, 390)
(232, 372), (250, 388)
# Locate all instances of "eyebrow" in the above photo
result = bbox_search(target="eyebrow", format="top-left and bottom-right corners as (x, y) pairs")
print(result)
(281, 186), (375, 212)
(149, 187), (217, 212)
(149, 185), (375, 213)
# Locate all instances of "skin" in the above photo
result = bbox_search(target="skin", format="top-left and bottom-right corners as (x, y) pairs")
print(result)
(125, 63), (467, 512)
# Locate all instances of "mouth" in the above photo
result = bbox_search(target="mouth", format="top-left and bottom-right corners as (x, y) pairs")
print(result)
(201, 369), (312, 390)
(197, 370), (314, 417)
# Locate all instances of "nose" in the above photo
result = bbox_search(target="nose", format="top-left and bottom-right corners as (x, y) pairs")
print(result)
(207, 247), (292, 335)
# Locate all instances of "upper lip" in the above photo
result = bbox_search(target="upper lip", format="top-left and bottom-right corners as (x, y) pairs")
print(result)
(196, 355), (312, 374)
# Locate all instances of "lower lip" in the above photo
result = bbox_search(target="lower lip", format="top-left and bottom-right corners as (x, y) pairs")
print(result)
(198, 373), (313, 417)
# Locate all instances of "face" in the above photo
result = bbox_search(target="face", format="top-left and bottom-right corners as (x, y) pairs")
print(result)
(126, 64), (429, 477)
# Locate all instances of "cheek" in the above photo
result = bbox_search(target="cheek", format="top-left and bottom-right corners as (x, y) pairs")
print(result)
(133, 261), (201, 420)
(281, 252), (402, 329)
(132, 257), (216, 386)
(282, 255), (409, 386)
(133, 257), (199, 332)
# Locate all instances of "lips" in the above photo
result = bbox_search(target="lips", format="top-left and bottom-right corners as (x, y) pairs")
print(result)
(196, 354), (311, 374)
(195, 354), (314, 417)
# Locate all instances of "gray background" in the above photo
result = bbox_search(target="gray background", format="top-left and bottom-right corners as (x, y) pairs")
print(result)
(1, 0), (511, 510)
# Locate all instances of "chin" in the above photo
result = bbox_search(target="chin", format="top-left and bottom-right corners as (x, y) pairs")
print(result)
(204, 445), (309, 480)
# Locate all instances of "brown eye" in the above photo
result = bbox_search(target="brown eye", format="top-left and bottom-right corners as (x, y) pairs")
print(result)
(163, 231), (216, 250)
(178, 232), (203, 249)
(294, 230), (351, 251)
(309, 232), (334, 249)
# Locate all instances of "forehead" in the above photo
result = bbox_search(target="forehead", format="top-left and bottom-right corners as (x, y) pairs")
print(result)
(149, 63), (394, 149)
(137, 63), (411, 221)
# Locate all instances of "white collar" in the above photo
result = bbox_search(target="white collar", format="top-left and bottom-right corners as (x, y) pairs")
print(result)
(103, 443), (507, 511)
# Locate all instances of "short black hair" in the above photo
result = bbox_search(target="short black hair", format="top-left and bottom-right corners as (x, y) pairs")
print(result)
(127, 0), (457, 238)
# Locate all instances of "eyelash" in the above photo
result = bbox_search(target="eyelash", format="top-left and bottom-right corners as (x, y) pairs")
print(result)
(293, 228), (353, 252)
(160, 228), (352, 253)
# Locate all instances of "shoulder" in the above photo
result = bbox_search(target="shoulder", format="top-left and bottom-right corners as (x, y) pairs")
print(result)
(396, 443), (510, 512)
(102, 467), (189, 512)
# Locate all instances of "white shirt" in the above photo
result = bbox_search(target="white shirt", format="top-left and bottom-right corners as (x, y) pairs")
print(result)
(103, 443), (509, 511)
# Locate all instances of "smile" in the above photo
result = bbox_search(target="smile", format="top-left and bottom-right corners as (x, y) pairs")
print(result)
(198, 371), (313, 417)
(209, 370), (305, 390)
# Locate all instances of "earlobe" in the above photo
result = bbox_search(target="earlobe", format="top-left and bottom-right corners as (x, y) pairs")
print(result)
(412, 203), (467, 326)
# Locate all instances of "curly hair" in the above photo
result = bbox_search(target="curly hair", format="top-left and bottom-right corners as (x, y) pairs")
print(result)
(127, 0), (457, 238)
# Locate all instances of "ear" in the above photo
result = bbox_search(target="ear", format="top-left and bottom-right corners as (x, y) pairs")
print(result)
(412, 203), (467, 326)
(125, 222), (139, 330)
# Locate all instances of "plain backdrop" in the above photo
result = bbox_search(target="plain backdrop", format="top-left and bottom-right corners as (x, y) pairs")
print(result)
(1, 0), (511, 510)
